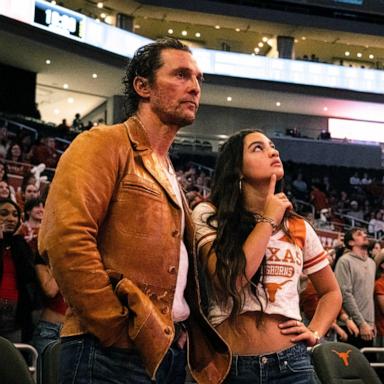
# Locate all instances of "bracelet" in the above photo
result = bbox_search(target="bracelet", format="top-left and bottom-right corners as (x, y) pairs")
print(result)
(308, 328), (321, 345)
(253, 213), (278, 231)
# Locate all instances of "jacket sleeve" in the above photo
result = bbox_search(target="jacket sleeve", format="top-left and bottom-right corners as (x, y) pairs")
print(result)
(38, 126), (129, 346)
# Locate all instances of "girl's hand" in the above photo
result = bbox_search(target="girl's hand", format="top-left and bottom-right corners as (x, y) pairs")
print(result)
(279, 319), (320, 347)
(263, 174), (293, 227)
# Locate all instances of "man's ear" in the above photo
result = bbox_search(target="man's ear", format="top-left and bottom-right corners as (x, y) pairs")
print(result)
(133, 76), (150, 98)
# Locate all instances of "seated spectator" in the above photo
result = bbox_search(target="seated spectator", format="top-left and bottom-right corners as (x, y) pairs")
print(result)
(0, 181), (11, 200)
(0, 126), (10, 159)
(292, 172), (308, 200)
(16, 172), (39, 214)
(361, 172), (372, 185)
(346, 200), (364, 222)
(349, 172), (361, 186)
(30, 136), (60, 168)
(6, 142), (26, 176)
(368, 210), (384, 238)
(310, 183), (329, 217)
(0, 199), (37, 343)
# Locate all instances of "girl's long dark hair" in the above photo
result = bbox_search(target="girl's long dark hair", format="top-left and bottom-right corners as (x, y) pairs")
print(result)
(206, 129), (299, 324)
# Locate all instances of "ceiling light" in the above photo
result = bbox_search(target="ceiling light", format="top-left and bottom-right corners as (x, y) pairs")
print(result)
(235, 28), (240, 32)
(100, 13), (106, 19)
(294, 39), (299, 43)
(357, 52), (362, 58)
(215, 25), (220, 29)
(134, 24), (141, 29)
(323, 107), (328, 111)
(63, 84), (69, 89)
(45, 59), (51, 65)
(92, 73), (98, 79)
(258, 42), (264, 48)
(54, 108), (60, 115)
(262, 36), (268, 42)
(181, 30), (187, 36)
(67, 97), (74, 104)
(301, 36), (306, 40)
(227, 96), (232, 102)
(276, 102), (281, 107)
(345, 51), (350, 56)
(168, 28), (173, 34)
(254, 48), (260, 53)
(51, 0), (56, 4)
(195, 32), (201, 38)
(369, 54), (374, 59)
(96, 18), (101, 23)
(97, 2), (103, 8)
(104, 16), (112, 24)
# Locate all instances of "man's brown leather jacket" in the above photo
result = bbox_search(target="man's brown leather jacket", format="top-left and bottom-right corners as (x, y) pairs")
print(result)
(38, 118), (231, 383)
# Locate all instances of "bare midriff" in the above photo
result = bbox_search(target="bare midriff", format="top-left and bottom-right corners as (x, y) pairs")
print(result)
(40, 307), (65, 324)
(216, 311), (295, 355)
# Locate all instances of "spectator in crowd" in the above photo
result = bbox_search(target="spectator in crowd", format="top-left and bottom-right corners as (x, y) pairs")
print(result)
(0, 181), (11, 200)
(71, 113), (83, 132)
(361, 172), (372, 185)
(192, 129), (341, 383)
(17, 198), (44, 255)
(368, 210), (384, 238)
(0, 126), (10, 159)
(0, 199), (37, 343)
(39, 38), (230, 384)
(349, 172), (361, 186)
(6, 142), (26, 175)
(369, 241), (383, 267)
(57, 118), (70, 136)
(291, 172), (308, 200)
(374, 250), (384, 375)
(30, 136), (59, 169)
(346, 200), (364, 222)
(310, 183), (329, 217)
(16, 172), (39, 213)
(335, 228), (376, 350)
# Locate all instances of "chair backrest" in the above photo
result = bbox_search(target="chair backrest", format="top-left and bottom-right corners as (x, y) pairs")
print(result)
(312, 341), (382, 384)
(0, 336), (35, 384)
(37, 339), (61, 384)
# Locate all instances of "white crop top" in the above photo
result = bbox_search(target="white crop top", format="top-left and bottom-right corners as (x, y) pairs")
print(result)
(192, 202), (329, 326)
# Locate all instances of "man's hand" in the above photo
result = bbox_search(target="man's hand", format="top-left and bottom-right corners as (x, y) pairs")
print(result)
(359, 322), (374, 341)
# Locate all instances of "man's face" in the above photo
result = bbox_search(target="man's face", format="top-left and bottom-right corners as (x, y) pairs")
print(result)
(149, 49), (202, 127)
(24, 184), (39, 201)
(351, 229), (369, 249)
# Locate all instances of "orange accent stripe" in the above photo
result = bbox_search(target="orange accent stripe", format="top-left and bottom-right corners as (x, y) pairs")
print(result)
(303, 251), (328, 269)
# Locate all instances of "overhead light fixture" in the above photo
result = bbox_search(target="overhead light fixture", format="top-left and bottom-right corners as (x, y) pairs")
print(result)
(104, 16), (112, 24)
(181, 30), (187, 36)
(276, 102), (281, 107)
(67, 97), (74, 104)
(345, 51), (350, 56)
(323, 107), (328, 111)
(63, 84), (69, 89)
(262, 37), (268, 42)
(134, 24), (141, 29)
(301, 36), (306, 40)
(294, 39), (299, 43)
(92, 73), (98, 79)
(369, 54), (374, 59)
(357, 52), (362, 58)
(51, 0), (56, 4)
(227, 96), (232, 102)
(168, 28), (174, 34)
(97, 2), (103, 8)
(215, 25), (220, 29)
(235, 28), (240, 32)
(100, 13), (106, 19)
(45, 59), (51, 65)
(254, 48), (260, 54)
(54, 108), (60, 115)
(96, 18), (101, 22)
(195, 32), (201, 38)
(258, 42), (264, 48)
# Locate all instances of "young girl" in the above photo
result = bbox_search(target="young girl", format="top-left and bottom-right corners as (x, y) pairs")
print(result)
(192, 130), (342, 383)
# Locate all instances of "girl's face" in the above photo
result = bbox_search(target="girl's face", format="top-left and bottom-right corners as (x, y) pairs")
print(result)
(0, 163), (5, 180)
(0, 202), (19, 233)
(0, 181), (10, 199)
(29, 203), (44, 222)
(11, 144), (21, 158)
(242, 132), (284, 184)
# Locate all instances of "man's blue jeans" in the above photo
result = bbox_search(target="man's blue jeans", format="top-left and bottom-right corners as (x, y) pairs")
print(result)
(59, 334), (186, 384)
(224, 342), (318, 384)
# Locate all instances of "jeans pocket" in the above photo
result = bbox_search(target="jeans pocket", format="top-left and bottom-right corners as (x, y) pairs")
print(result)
(284, 357), (314, 374)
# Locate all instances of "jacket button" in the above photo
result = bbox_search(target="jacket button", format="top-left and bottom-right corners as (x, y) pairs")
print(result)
(172, 230), (179, 237)
(164, 326), (172, 335)
(161, 306), (169, 314)
(168, 266), (176, 274)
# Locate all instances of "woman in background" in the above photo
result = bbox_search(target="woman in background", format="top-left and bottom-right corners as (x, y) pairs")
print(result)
(192, 130), (341, 383)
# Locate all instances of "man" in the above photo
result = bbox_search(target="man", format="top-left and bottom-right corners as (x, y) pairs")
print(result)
(335, 228), (376, 349)
(38, 38), (230, 384)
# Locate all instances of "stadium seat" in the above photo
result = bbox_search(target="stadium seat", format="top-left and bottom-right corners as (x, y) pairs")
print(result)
(312, 341), (382, 384)
(0, 336), (35, 384)
(37, 340), (61, 384)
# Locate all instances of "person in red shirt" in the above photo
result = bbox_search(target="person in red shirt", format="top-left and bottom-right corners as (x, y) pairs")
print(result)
(0, 198), (36, 342)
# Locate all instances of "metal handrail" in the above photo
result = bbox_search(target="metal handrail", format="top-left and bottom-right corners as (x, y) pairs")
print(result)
(14, 343), (38, 382)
